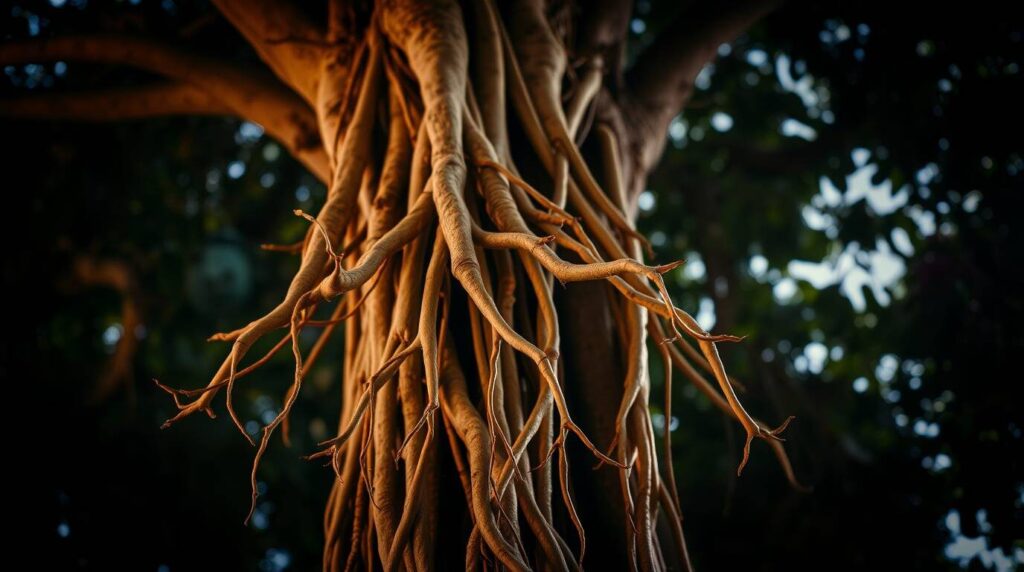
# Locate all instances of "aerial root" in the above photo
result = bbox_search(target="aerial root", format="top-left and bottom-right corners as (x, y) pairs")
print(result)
(154, 379), (216, 424)
(144, 0), (805, 564)
(311, 340), (423, 468)
(476, 159), (573, 222)
(392, 401), (438, 466)
(738, 415), (797, 476)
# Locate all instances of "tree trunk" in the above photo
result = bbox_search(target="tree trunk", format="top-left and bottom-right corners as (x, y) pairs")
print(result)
(1, 0), (795, 569)
(561, 281), (630, 566)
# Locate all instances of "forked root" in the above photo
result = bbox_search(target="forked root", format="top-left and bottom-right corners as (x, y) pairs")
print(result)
(149, 0), (801, 568)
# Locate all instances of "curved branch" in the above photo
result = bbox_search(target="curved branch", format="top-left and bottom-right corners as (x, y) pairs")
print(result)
(72, 256), (141, 401)
(0, 35), (329, 182)
(576, 0), (632, 88)
(624, 0), (781, 171)
(0, 83), (229, 121)
(210, 0), (327, 106)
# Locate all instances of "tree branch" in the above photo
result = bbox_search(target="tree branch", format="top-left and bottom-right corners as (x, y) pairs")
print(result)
(624, 0), (781, 171)
(0, 83), (229, 121)
(72, 256), (141, 401)
(576, 0), (633, 90)
(210, 0), (327, 106)
(0, 34), (215, 78)
(0, 35), (329, 182)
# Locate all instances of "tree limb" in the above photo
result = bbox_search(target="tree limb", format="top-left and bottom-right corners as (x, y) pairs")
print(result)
(0, 83), (229, 121)
(624, 0), (781, 171)
(72, 256), (141, 401)
(575, 0), (633, 90)
(0, 35), (329, 182)
(209, 0), (327, 106)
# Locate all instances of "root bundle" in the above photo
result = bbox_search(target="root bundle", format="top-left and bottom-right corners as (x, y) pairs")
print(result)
(3, 0), (795, 569)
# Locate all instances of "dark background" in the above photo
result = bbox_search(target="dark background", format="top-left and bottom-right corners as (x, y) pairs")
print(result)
(5, 0), (1022, 570)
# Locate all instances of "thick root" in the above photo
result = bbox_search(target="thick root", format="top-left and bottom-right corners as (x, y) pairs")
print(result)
(151, 1), (802, 569)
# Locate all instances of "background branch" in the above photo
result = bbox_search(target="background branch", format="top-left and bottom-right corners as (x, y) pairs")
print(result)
(0, 83), (229, 121)
(0, 35), (329, 181)
(71, 256), (141, 402)
(624, 0), (781, 172)
(210, 0), (327, 106)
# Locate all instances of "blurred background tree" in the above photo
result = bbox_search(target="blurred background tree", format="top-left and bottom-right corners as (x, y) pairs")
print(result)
(6, 0), (1022, 569)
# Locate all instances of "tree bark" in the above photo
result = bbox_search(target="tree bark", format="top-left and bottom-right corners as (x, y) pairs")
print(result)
(3, 1), (791, 569)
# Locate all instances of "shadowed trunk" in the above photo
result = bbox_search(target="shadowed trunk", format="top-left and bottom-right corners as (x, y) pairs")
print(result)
(1, 0), (795, 569)
(561, 280), (629, 565)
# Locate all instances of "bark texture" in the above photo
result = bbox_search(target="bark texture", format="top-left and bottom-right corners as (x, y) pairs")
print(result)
(3, 1), (800, 569)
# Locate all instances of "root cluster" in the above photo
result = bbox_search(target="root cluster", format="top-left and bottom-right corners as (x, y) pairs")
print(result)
(143, 1), (801, 569)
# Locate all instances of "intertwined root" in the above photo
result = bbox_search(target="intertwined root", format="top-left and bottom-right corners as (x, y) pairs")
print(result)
(156, 0), (802, 569)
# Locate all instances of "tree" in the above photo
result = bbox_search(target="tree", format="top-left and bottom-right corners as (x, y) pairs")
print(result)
(6, 0), (837, 569)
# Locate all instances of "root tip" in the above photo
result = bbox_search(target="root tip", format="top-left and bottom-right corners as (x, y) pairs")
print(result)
(656, 259), (686, 274)
(737, 434), (754, 476)
(770, 415), (796, 439)
(243, 494), (259, 527)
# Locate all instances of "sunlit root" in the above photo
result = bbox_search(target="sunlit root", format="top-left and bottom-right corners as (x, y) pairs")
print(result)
(124, 0), (804, 568)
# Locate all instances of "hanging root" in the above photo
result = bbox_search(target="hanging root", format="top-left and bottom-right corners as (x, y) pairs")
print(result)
(149, 0), (803, 568)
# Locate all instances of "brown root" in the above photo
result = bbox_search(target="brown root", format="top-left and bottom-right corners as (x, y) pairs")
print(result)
(109, 0), (801, 567)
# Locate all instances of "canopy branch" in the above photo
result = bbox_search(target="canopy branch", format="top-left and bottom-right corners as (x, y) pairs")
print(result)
(624, 0), (781, 171)
(0, 35), (329, 181)
(210, 0), (327, 105)
(0, 83), (229, 121)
